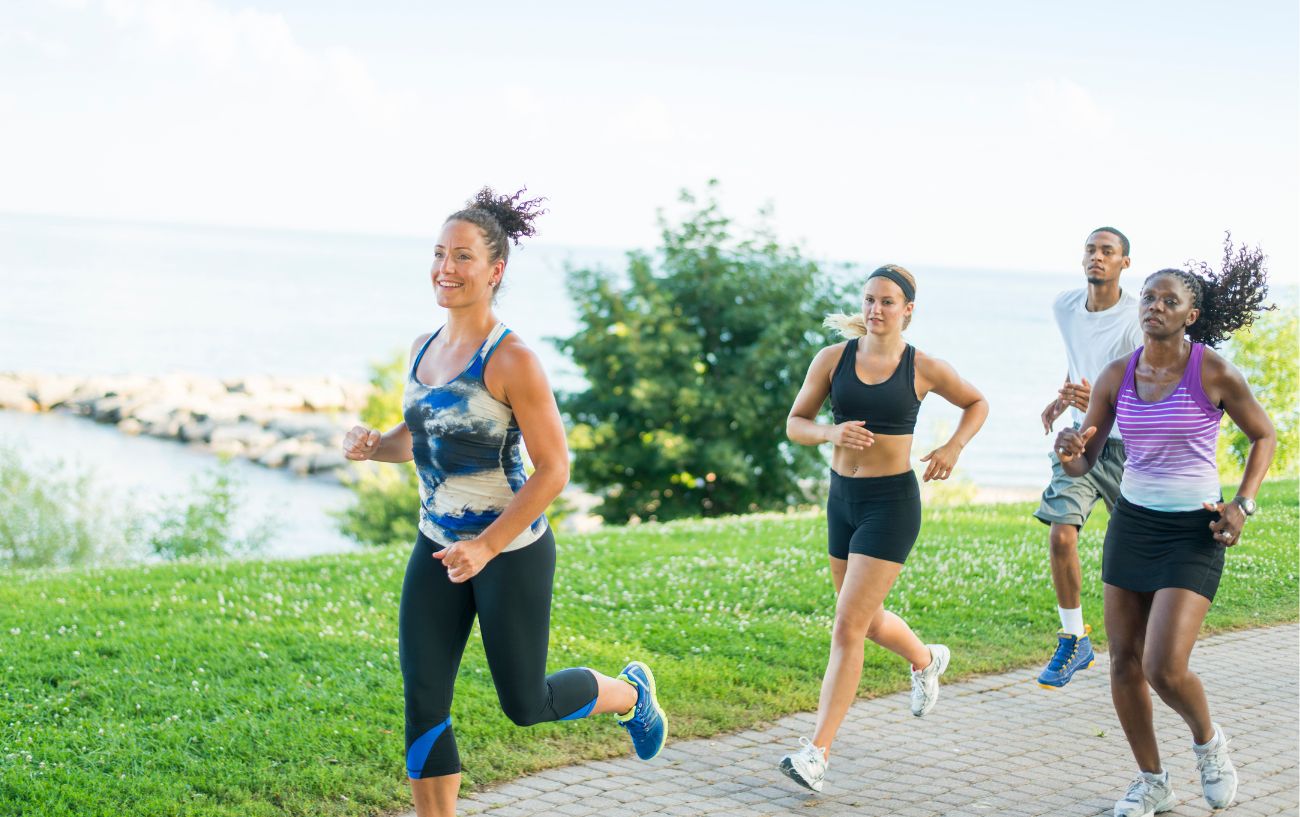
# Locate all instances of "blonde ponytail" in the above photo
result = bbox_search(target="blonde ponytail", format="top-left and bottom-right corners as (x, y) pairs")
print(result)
(823, 313), (869, 338)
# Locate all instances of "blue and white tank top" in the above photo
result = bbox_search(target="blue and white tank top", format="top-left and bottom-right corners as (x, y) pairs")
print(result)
(403, 323), (547, 552)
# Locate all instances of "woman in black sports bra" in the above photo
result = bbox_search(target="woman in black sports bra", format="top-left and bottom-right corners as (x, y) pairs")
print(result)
(777, 264), (989, 793)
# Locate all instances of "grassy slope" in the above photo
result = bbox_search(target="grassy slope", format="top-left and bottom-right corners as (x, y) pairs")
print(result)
(1, 480), (1295, 816)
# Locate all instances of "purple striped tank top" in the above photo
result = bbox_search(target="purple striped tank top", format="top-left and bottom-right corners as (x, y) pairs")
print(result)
(1115, 343), (1223, 511)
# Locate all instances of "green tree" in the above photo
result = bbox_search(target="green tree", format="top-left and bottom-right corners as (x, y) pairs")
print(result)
(1219, 306), (1299, 477)
(556, 184), (849, 522)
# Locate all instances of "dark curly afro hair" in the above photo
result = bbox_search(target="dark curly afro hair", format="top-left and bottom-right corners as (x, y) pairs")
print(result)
(1145, 233), (1274, 348)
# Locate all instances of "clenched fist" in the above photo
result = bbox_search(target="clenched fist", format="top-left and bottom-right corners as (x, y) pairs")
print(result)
(342, 425), (382, 461)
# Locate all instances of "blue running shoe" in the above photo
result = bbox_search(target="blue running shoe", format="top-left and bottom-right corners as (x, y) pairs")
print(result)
(1037, 625), (1095, 688)
(616, 661), (667, 760)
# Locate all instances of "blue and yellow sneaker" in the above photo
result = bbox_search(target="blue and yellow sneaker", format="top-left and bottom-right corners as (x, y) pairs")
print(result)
(616, 661), (667, 760)
(1037, 625), (1095, 688)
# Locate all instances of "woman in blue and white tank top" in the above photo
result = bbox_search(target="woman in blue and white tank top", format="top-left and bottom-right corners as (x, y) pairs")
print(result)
(341, 188), (665, 817)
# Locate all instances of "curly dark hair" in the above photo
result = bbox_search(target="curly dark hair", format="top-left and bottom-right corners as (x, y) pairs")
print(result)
(1146, 233), (1274, 347)
(445, 186), (547, 267)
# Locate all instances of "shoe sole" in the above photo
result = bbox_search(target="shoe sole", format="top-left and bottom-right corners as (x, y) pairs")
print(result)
(913, 644), (951, 717)
(624, 660), (667, 761)
(1037, 656), (1096, 689)
(778, 756), (822, 793)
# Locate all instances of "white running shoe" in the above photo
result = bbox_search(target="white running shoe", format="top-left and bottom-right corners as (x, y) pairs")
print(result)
(778, 737), (827, 793)
(910, 644), (950, 717)
(1194, 724), (1238, 809)
(1114, 770), (1176, 817)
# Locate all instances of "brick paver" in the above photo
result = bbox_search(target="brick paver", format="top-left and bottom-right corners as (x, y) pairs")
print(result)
(409, 625), (1299, 816)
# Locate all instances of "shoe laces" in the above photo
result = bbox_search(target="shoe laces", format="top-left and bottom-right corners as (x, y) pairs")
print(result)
(1046, 634), (1079, 672)
(618, 689), (650, 738)
(796, 736), (825, 766)
(1196, 737), (1230, 782)
(1122, 776), (1153, 803)
(910, 666), (931, 696)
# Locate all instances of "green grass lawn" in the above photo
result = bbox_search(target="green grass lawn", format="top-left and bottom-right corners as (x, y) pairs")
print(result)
(2, 480), (1296, 816)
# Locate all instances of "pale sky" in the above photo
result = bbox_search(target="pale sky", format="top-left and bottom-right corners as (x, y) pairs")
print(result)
(3, 0), (1297, 282)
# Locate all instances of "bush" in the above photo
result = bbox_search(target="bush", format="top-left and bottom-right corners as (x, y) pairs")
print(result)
(147, 465), (274, 560)
(556, 183), (849, 522)
(0, 446), (268, 567)
(0, 444), (135, 568)
(1219, 306), (1299, 477)
(336, 459), (421, 547)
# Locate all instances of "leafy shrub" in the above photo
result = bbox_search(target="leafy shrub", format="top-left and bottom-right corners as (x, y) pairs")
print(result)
(0, 444), (135, 568)
(0, 447), (267, 566)
(1219, 306), (1299, 477)
(556, 183), (849, 522)
(147, 465), (274, 560)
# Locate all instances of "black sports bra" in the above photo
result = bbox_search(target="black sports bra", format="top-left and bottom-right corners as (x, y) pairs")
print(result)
(829, 339), (921, 435)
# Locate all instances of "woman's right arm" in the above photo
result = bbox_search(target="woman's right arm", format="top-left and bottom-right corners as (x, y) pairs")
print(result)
(786, 344), (873, 450)
(341, 334), (428, 463)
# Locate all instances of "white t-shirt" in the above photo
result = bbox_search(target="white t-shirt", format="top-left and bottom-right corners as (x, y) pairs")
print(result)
(1053, 288), (1144, 438)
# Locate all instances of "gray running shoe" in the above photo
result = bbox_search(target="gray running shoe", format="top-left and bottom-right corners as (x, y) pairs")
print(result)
(778, 737), (827, 793)
(1114, 771), (1176, 817)
(1194, 724), (1238, 809)
(910, 644), (950, 717)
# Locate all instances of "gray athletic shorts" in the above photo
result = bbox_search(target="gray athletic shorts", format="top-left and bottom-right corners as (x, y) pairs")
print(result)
(1034, 434), (1126, 528)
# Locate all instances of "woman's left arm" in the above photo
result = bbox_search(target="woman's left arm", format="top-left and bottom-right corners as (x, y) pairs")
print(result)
(915, 352), (989, 482)
(1201, 351), (1276, 546)
(436, 340), (570, 583)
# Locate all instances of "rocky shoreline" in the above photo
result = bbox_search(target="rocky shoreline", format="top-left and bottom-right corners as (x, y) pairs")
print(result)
(0, 372), (368, 478)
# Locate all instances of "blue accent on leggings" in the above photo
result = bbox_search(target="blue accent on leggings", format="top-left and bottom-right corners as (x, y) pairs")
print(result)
(560, 695), (598, 721)
(406, 717), (451, 779)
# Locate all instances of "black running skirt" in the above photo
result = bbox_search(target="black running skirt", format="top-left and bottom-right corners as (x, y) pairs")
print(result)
(1102, 495), (1226, 601)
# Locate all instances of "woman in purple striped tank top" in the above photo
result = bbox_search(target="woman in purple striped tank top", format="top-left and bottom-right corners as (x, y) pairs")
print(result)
(1053, 240), (1276, 817)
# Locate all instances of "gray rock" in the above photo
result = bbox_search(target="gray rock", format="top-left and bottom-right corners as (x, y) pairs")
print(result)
(309, 450), (348, 473)
(29, 374), (79, 410)
(179, 420), (215, 443)
(91, 395), (128, 423)
(257, 438), (304, 469)
(0, 379), (37, 412)
(266, 414), (344, 441)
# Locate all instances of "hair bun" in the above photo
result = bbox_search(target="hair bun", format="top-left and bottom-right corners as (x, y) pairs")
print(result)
(467, 187), (547, 245)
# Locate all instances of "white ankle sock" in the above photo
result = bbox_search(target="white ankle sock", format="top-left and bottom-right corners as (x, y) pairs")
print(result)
(1194, 726), (1222, 752)
(1058, 606), (1085, 636)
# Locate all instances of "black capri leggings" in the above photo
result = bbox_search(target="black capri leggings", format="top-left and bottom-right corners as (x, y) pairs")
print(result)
(826, 470), (923, 563)
(399, 528), (599, 778)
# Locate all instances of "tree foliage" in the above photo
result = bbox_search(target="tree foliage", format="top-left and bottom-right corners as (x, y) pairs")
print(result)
(1219, 306), (1299, 477)
(556, 184), (849, 522)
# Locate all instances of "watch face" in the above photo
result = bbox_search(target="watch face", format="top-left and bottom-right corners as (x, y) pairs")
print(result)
(1236, 497), (1257, 516)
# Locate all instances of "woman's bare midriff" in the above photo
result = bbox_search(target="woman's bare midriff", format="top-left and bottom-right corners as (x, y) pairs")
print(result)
(830, 433), (913, 477)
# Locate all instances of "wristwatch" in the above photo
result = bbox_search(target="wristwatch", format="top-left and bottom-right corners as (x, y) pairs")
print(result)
(1232, 496), (1258, 516)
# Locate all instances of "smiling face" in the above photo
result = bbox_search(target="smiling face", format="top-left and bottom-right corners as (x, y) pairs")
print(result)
(1082, 230), (1130, 286)
(431, 219), (505, 309)
(860, 276), (914, 335)
(1139, 272), (1200, 340)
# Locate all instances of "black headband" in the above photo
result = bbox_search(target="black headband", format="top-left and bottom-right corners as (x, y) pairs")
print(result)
(867, 266), (915, 302)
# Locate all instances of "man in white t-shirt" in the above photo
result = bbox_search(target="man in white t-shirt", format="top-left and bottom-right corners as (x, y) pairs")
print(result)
(1034, 227), (1144, 689)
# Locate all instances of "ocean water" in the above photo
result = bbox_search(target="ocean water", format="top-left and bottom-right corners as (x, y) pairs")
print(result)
(1, 212), (1113, 555)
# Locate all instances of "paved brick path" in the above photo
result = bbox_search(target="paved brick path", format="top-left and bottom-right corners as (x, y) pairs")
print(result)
(417, 625), (1298, 816)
